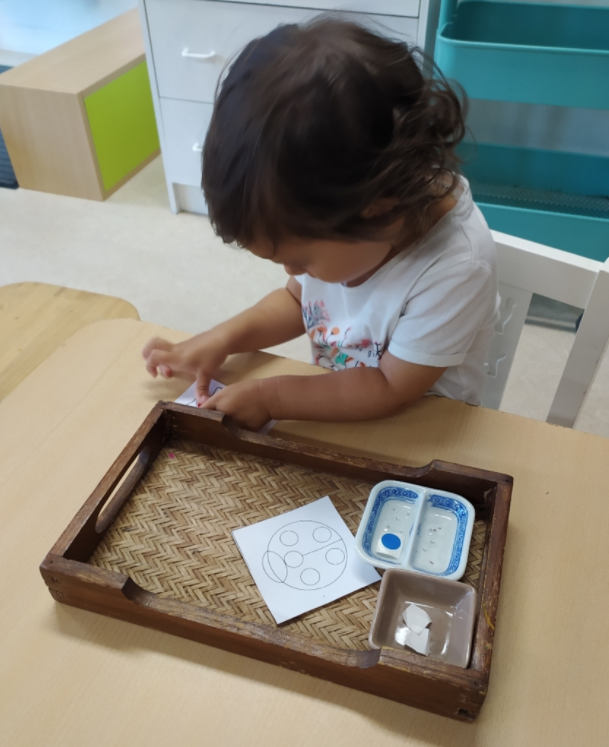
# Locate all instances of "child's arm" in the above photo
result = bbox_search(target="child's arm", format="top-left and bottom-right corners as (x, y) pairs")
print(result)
(142, 278), (304, 402)
(200, 352), (446, 429)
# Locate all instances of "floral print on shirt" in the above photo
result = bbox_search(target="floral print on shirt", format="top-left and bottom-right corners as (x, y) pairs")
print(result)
(302, 300), (384, 371)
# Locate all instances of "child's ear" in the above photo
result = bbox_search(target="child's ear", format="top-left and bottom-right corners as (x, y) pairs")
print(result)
(361, 198), (398, 219)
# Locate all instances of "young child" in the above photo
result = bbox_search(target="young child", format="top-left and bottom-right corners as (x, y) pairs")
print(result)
(143, 18), (500, 431)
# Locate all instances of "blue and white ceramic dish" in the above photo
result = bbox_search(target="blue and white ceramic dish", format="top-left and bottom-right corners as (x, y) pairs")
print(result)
(354, 480), (475, 581)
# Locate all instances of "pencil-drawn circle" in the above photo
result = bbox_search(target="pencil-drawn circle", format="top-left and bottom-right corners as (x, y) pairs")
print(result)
(284, 551), (303, 568)
(263, 520), (348, 590)
(262, 551), (288, 583)
(325, 547), (345, 565)
(279, 530), (299, 546)
(301, 568), (321, 586)
(313, 526), (332, 543)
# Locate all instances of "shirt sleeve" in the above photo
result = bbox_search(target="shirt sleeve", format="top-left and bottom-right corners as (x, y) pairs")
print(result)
(387, 257), (497, 368)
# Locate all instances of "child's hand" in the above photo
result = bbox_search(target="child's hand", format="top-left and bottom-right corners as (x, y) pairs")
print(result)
(201, 379), (272, 432)
(142, 332), (230, 405)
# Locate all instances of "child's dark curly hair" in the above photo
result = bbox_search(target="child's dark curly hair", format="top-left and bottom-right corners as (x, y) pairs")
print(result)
(202, 17), (467, 250)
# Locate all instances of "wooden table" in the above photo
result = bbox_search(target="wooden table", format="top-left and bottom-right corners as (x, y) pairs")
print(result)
(0, 282), (139, 402)
(1, 319), (607, 747)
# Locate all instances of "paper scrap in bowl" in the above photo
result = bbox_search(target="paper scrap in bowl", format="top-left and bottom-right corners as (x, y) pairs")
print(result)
(404, 603), (432, 635)
(397, 603), (432, 656)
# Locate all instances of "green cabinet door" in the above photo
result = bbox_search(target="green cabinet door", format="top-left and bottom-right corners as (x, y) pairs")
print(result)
(84, 61), (159, 192)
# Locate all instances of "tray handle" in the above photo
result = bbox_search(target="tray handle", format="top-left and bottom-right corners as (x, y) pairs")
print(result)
(95, 446), (154, 534)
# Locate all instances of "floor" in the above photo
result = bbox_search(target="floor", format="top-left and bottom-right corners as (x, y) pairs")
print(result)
(1, 1), (608, 440)
(0, 0), (136, 63)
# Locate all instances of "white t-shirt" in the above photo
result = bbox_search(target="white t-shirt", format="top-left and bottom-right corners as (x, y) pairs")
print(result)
(295, 179), (500, 405)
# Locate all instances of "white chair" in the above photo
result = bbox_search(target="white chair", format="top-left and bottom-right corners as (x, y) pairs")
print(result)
(482, 231), (609, 427)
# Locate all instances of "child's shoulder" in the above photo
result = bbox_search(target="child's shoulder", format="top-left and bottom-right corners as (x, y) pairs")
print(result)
(413, 179), (495, 273)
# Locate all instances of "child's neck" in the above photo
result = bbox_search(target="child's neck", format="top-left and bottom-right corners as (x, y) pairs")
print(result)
(345, 192), (458, 287)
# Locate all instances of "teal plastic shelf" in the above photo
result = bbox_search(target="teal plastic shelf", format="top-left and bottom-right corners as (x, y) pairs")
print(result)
(460, 143), (609, 262)
(435, 0), (609, 261)
(435, 1), (609, 109)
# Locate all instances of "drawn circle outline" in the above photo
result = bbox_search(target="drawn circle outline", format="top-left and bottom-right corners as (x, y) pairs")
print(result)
(262, 520), (348, 591)
(300, 568), (321, 586)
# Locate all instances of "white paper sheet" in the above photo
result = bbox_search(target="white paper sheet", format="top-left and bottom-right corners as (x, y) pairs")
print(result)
(232, 497), (381, 624)
(175, 380), (277, 435)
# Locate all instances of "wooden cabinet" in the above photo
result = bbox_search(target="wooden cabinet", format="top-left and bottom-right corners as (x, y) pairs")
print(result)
(138, 0), (433, 214)
(0, 10), (160, 201)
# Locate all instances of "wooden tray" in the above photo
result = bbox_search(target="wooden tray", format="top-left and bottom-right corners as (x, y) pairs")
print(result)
(40, 403), (512, 721)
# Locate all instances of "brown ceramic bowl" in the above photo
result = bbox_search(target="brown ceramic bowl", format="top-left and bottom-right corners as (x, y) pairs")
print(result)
(369, 569), (477, 667)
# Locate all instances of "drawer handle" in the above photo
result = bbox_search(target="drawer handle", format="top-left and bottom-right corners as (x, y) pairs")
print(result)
(182, 48), (216, 61)
(193, 143), (203, 152)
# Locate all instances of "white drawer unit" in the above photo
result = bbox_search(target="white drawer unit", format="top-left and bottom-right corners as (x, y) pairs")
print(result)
(209, 1), (421, 14)
(159, 98), (213, 186)
(146, 0), (419, 104)
(138, 0), (435, 214)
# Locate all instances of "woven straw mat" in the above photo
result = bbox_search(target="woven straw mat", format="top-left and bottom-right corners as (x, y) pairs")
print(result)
(89, 440), (487, 651)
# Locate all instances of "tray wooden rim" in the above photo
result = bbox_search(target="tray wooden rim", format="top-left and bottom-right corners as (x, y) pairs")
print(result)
(40, 403), (512, 721)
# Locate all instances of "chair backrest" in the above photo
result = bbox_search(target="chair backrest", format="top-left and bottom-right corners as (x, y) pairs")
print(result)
(482, 231), (609, 427)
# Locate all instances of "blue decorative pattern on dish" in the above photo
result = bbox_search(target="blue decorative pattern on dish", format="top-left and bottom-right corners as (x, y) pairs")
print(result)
(412, 495), (470, 576)
(362, 486), (419, 561)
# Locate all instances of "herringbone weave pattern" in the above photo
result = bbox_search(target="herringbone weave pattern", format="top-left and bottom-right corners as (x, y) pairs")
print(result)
(89, 440), (487, 650)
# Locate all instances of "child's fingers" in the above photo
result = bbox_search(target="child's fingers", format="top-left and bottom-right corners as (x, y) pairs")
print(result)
(195, 373), (216, 406)
(142, 337), (173, 360)
(200, 389), (226, 413)
(145, 348), (174, 377)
